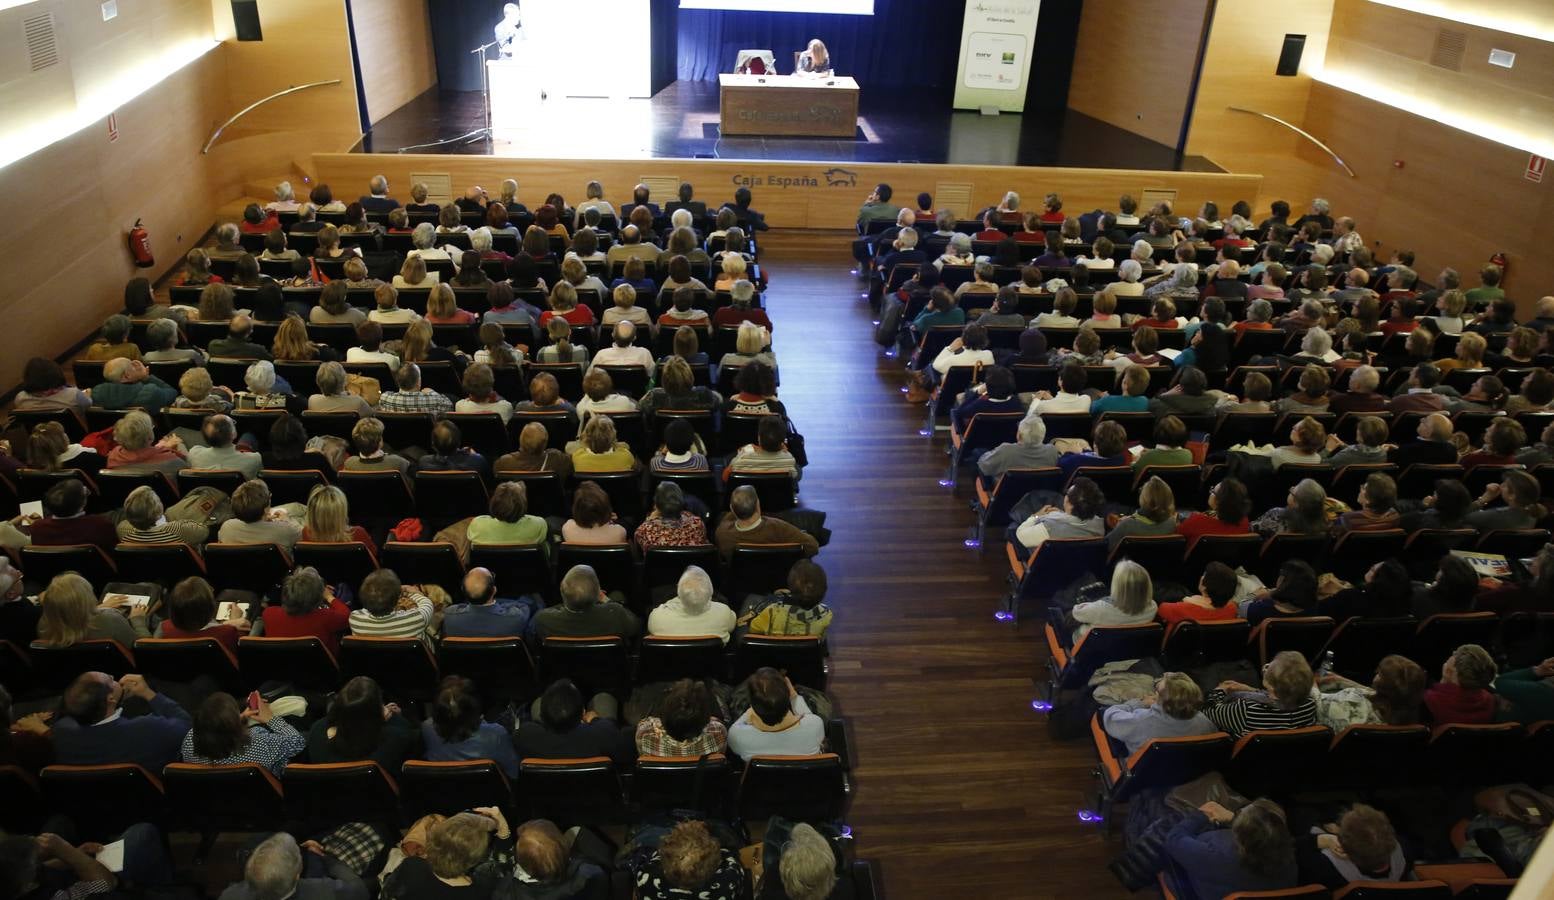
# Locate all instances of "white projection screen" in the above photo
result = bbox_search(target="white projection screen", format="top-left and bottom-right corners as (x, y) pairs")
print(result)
(679, 0), (875, 13)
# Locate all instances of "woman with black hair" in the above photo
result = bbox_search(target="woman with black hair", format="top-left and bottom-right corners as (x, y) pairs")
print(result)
(1244, 560), (1320, 625)
(305, 676), (419, 768)
(420, 675), (517, 777)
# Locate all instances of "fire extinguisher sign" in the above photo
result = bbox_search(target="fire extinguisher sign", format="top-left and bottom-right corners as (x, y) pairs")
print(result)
(108, 113), (119, 143)
(1528, 154), (1547, 184)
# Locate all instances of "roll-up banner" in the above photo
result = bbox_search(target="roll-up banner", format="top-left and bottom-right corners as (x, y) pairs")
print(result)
(953, 1), (1041, 112)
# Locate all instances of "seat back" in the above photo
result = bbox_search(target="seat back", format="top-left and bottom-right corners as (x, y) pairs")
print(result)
(333, 470), (415, 523)
(571, 471), (645, 526)
(538, 636), (632, 699)
(1070, 465), (1135, 504)
(728, 543), (808, 599)
(443, 412), (511, 457)
(258, 468), (330, 505)
(175, 469), (246, 498)
(633, 755), (733, 819)
(28, 639), (135, 690)
(291, 541), (379, 594)
(737, 754), (848, 824)
(1320, 617), (1418, 682)
(1254, 616), (1336, 667)
(725, 471), (797, 513)
(96, 469), (178, 508)
(467, 544), (553, 600)
(979, 468), (1063, 530)
(1057, 623), (1166, 690)
(283, 762), (402, 830)
(41, 764), (165, 840)
(0, 765), (44, 834)
(1225, 726), (1334, 799)
(1183, 534), (1264, 581)
(1426, 723), (1525, 788)
(1136, 465), (1202, 508)
(510, 409), (579, 451)
(1255, 532), (1329, 583)
(339, 636), (439, 704)
(163, 763), (285, 834)
(554, 543), (637, 599)
(19, 544), (116, 590)
(1328, 529), (1407, 582)
(495, 471), (568, 520)
(1321, 724), (1430, 791)
(237, 636), (340, 693)
(203, 542), (294, 595)
(411, 471), (490, 528)
(112, 541), (207, 588)
(1012, 537), (1109, 617)
(637, 636), (730, 685)
(1111, 733), (1234, 804)
(642, 545), (722, 595)
(400, 760), (513, 819)
(380, 541), (468, 594)
(1107, 535), (1188, 574)
(1333, 882), (1452, 899)
(516, 757), (626, 826)
(134, 637), (242, 693)
(734, 635), (827, 691)
(437, 637), (535, 706)
(1160, 619), (1252, 670)
(1411, 613), (1500, 676)
(1475, 528), (1552, 561)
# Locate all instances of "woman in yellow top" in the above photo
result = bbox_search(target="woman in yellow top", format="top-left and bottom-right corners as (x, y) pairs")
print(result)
(570, 415), (637, 473)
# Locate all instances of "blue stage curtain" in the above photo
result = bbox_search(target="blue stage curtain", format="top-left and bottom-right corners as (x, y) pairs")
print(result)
(675, 0), (965, 90)
(429, 0), (511, 92)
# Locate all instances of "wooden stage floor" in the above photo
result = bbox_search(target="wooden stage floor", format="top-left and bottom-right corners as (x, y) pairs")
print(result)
(758, 233), (1124, 897)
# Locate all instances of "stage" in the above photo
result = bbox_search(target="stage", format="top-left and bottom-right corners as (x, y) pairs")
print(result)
(354, 82), (1224, 172)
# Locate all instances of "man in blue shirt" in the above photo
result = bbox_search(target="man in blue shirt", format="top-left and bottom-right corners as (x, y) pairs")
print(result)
(442, 566), (535, 638)
(89, 358), (178, 411)
(52, 672), (190, 772)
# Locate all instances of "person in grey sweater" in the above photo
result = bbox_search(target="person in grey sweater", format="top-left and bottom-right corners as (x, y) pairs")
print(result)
(977, 414), (1059, 483)
(1102, 672), (1217, 755)
(1323, 415), (1390, 469)
(727, 667), (825, 761)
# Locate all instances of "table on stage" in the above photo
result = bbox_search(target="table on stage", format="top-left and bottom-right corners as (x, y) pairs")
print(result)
(718, 74), (860, 138)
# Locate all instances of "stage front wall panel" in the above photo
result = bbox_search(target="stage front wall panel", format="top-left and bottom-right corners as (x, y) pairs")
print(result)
(311, 154), (1261, 231)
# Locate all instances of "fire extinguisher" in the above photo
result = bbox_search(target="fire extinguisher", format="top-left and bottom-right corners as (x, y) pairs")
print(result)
(1489, 251), (1509, 283)
(127, 219), (154, 269)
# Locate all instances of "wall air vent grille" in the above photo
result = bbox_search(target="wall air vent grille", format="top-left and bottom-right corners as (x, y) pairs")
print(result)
(1429, 29), (1466, 71)
(24, 12), (59, 73)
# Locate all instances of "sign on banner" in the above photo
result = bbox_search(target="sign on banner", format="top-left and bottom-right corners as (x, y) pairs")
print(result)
(953, 1), (1042, 113)
(1527, 154), (1546, 183)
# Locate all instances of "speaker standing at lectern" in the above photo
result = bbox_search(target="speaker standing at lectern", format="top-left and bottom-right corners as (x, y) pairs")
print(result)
(495, 2), (522, 58)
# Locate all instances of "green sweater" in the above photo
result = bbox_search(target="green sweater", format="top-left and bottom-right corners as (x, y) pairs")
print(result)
(1495, 668), (1554, 724)
(467, 515), (549, 553)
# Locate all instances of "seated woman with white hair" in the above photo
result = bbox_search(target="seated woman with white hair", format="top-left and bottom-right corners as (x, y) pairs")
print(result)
(392, 255), (439, 290)
(935, 232), (974, 270)
(234, 360), (292, 409)
(1070, 559), (1159, 643)
(1295, 326), (1340, 364)
(265, 180), (300, 213)
(106, 411), (186, 476)
(647, 565), (736, 642)
(407, 222), (452, 263)
(713, 254), (747, 293)
(1110, 259), (1146, 297)
(718, 320), (777, 372)
(141, 318), (205, 365)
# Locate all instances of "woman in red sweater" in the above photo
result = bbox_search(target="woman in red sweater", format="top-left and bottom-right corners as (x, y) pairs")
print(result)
(1177, 477), (1252, 548)
(1157, 562), (1241, 624)
(1424, 644), (1498, 725)
(261, 566), (352, 656)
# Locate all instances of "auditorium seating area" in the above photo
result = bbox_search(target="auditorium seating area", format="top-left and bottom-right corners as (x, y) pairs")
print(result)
(863, 191), (1554, 897)
(0, 185), (886, 899)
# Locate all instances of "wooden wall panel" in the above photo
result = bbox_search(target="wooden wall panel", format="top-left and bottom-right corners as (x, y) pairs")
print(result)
(205, 0), (365, 198)
(1067, 0), (1208, 148)
(311, 154), (1262, 231)
(1285, 82), (1554, 315)
(1324, 0), (1554, 158)
(350, 0), (437, 125)
(1184, 0), (1336, 209)
(0, 53), (226, 391)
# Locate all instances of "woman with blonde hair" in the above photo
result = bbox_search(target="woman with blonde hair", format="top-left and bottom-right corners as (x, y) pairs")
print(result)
(393, 254), (438, 289)
(540, 281), (595, 327)
(117, 484), (209, 546)
(271, 314), (326, 362)
(602, 283), (653, 333)
(382, 808), (513, 897)
(633, 820), (745, 899)
(1438, 330), (1488, 373)
(571, 415), (636, 473)
(180, 248), (222, 286)
(717, 320), (777, 373)
(172, 367), (234, 414)
(302, 484), (377, 557)
(1071, 559), (1158, 642)
(1205, 650), (1318, 737)
(714, 254), (747, 292)
(399, 318), (460, 367)
(26, 421), (102, 474)
(561, 253), (610, 298)
(536, 317), (589, 366)
(425, 282), (477, 325)
(1089, 290), (1122, 326)
(1106, 476), (1178, 550)
(37, 572), (149, 646)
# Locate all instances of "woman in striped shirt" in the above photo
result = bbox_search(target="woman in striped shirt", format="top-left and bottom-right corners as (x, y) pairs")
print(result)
(1204, 651), (1319, 738)
(115, 485), (208, 547)
(181, 692), (305, 775)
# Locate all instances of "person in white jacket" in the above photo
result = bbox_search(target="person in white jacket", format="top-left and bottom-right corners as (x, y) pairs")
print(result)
(727, 667), (825, 761)
(646, 566), (736, 643)
(930, 324), (994, 378)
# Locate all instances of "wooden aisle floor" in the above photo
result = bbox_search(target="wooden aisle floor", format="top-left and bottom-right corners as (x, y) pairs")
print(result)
(759, 233), (1124, 898)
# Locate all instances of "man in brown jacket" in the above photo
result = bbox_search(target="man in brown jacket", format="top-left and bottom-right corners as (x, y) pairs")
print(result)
(715, 486), (819, 562)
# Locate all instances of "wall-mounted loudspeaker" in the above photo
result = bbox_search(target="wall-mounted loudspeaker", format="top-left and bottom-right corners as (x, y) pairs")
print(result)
(1276, 34), (1306, 76)
(232, 0), (262, 41)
